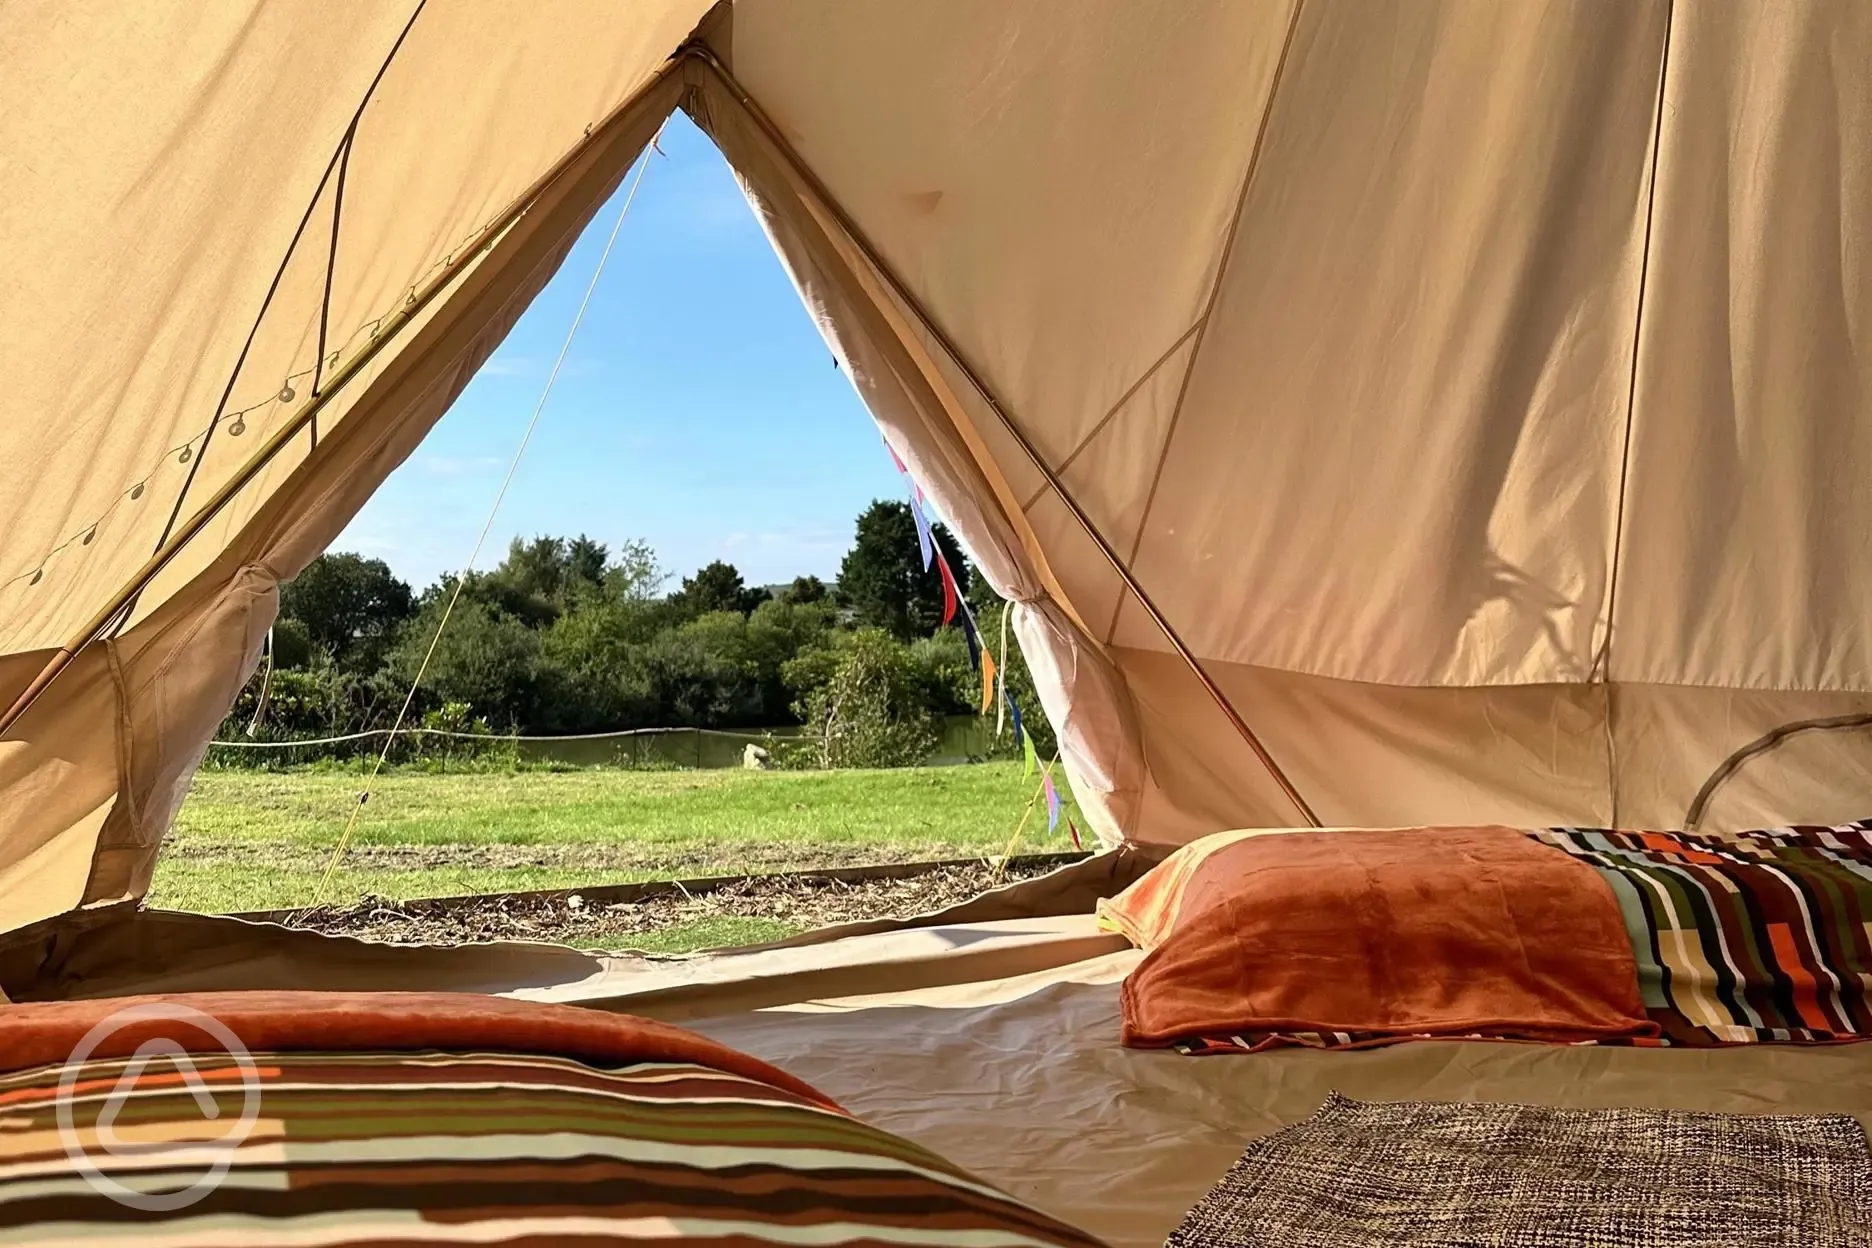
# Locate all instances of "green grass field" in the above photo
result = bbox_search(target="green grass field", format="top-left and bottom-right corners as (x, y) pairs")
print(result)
(150, 762), (1079, 915)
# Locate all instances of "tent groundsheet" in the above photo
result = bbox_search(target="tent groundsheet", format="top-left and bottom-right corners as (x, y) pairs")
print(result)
(689, 930), (1872, 1247)
(5, 879), (1867, 1248)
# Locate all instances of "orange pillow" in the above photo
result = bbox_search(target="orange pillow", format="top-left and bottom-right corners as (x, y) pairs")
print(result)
(1099, 826), (1657, 1051)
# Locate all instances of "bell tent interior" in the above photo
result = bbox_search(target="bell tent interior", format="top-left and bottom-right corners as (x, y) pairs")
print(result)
(2, 2), (1871, 1245)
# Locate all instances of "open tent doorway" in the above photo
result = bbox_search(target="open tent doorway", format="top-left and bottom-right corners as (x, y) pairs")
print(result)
(147, 112), (1087, 950)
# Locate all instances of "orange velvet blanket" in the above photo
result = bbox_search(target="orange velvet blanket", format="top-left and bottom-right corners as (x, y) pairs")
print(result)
(0, 990), (838, 1107)
(1101, 827), (1659, 1051)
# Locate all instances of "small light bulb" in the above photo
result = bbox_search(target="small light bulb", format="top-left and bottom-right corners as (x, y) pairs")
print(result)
(279, 382), (295, 402)
(178, 446), (192, 464)
(229, 417), (247, 436)
(82, 526), (96, 545)
(130, 482), (145, 500)
(29, 569), (43, 586)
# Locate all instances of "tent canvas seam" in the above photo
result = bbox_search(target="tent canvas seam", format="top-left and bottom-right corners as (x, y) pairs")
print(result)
(1018, 318), (1203, 514)
(149, 0), (432, 566)
(1105, 0), (1308, 647)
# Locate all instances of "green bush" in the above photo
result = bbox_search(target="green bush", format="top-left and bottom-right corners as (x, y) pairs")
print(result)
(790, 629), (939, 770)
(410, 701), (515, 767)
(211, 516), (1066, 770)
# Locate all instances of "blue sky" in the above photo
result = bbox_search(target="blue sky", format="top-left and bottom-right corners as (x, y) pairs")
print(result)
(335, 113), (903, 593)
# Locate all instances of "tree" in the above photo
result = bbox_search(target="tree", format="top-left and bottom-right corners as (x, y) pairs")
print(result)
(278, 553), (415, 673)
(268, 616), (313, 670)
(494, 536), (568, 601)
(393, 598), (546, 729)
(792, 629), (939, 769)
(565, 534), (609, 592)
(670, 560), (767, 617)
(776, 574), (829, 605)
(480, 536), (572, 625)
(641, 618), (761, 726)
(908, 628), (977, 718)
(744, 597), (837, 720)
(225, 523), (1021, 753)
(836, 500), (972, 640)
(538, 604), (656, 733)
(604, 538), (665, 602)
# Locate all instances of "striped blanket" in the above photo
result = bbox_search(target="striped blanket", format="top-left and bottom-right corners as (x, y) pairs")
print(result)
(1532, 822), (1872, 1047)
(0, 992), (1106, 1247)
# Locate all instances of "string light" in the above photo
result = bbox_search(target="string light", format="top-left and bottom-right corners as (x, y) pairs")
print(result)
(7, 372), (308, 592)
(3, 196), (523, 596)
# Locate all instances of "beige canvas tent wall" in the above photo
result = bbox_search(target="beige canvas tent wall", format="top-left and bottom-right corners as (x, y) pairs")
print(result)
(2, 0), (1869, 937)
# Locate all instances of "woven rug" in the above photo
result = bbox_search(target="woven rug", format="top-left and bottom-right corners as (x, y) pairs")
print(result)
(1167, 1093), (1872, 1247)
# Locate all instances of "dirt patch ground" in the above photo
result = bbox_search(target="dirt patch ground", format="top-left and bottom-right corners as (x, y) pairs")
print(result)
(164, 837), (892, 875)
(280, 860), (1059, 951)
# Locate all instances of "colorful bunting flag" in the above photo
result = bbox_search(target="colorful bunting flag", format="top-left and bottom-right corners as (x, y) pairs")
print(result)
(1007, 693), (1025, 748)
(885, 440), (908, 474)
(1042, 770), (1061, 834)
(1022, 730), (1038, 778)
(962, 620), (981, 669)
(979, 648), (997, 714)
(936, 554), (959, 625)
(909, 491), (936, 570)
(1066, 816), (1083, 851)
(995, 607), (1009, 738)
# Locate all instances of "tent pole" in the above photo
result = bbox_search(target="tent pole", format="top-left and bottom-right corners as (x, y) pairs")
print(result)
(0, 58), (688, 741)
(688, 48), (1321, 827)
